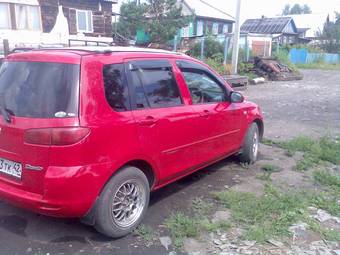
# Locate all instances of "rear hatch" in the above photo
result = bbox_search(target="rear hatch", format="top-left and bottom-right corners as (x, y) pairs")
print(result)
(0, 53), (80, 194)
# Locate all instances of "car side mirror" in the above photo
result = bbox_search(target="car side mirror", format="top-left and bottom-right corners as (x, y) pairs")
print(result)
(230, 91), (244, 103)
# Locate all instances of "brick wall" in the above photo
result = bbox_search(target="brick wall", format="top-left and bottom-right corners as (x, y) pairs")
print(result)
(39, 0), (113, 37)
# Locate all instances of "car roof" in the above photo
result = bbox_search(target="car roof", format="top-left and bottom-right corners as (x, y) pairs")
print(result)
(9, 46), (182, 56)
(6, 46), (186, 63)
(67, 46), (181, 55)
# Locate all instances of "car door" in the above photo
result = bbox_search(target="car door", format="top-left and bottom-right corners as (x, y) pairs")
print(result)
(176, 60), (242, 163)
(125, 58), (202, 185)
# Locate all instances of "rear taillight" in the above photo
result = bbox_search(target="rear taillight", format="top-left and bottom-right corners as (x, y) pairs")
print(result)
(24, 127), (90, 146)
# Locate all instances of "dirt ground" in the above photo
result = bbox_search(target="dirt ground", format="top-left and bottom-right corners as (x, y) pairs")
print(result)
(243, 69), (340, 140)
(0, 69), (339, 255)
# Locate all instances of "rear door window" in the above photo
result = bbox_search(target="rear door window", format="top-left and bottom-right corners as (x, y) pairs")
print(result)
(103, 63), (130, 111)
(0, 61), (79, 118)
(128, 60), (182, 109)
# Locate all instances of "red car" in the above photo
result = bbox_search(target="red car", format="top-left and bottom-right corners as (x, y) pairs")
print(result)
(0, 47), (263, 237)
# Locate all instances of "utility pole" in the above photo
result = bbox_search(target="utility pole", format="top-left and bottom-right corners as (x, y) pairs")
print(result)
(231, 0), (242, 74)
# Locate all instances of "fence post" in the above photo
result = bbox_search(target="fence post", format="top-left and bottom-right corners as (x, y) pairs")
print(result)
(223, 35), (229, 65)
(3, 39), (9, 57)
(200, 37), (205, 61)
(245, 35), (249, 61)
(173, 35), (178, 52)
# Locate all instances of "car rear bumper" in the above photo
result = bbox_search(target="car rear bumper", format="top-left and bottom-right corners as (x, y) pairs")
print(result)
(0, 163), (113, 218)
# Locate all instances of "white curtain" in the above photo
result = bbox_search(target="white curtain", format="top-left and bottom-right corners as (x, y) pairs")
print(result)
(15, 5), (28, 29)
(0, 3), (10, 29)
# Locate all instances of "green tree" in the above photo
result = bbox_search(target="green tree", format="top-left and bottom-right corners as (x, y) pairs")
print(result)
(282, 4), (291, 15)
(302, 4), (312, 14)
(282, 3), (312, 15)
(320, 14), (340, 53)
(116, 0), (192, 44)
(116, 1), (148, 39)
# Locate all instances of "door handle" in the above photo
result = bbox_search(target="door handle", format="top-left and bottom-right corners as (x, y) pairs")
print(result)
(138, 116), (158, 126)
(200, 110), (210, 118)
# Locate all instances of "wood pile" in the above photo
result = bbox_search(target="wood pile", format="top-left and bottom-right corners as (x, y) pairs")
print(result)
(254, 57), (303, 81)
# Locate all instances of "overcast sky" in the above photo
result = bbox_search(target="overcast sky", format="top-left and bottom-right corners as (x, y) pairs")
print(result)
(113, 0), (340, 22)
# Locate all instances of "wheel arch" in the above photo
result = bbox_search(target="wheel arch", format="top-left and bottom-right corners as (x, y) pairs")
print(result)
(253, 118), (264, 141)
(82, 158), (157, 226)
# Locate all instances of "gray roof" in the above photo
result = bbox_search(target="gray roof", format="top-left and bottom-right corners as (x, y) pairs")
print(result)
(241, 17), (295, 34)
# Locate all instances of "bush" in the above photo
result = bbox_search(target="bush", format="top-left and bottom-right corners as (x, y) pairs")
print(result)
(204, 58), (226, 75)
(189, 36), (224, 59)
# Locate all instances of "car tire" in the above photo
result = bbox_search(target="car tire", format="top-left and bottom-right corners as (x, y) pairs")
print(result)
(94, 166), (150, 238)
(239, 123), (259, 164)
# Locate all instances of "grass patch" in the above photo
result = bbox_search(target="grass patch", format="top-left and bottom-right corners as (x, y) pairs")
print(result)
(306, 217), (340, 241)
(256, 172), (272, 181)
(213, 185), (340, 242)
(165, 212), (199, 247)
(213, 185), (307, 242)
(134, 224), (158, 242)
(296, 62), (340, 70)
(261, 164), (278, 172)
(313, 170), (340, 192)
(165, 199), (230, 248)
(256, 164), (279, 181)
(261, 138), (276, 146)
(309, 192), (340, 217)
(192, 198), (212, 216)
(276, 136), (340, 171)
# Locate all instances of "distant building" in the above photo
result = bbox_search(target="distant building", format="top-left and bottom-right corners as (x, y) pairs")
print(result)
(179, 0), (235, 38)
(0, 0), (117, 55)
(286, 13), (330, 42)
(241, 16), (298, 44)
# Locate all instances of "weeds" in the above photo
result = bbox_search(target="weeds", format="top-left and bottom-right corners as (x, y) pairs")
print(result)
(134, 224), (158, 242)
(213, 185), (308, 242)
(256, 164), (279, 181)
(261, 138), (276, 146)
(313, 170), (340, 192)
(165, 199), (230, 248)
(261, 164), (279, 172)
(306, 217), (340, 241)
(165, 212), (199, 247)
(309, 192), (340, 217)
(266, 136), (340, 171)
(192, 198), (212, 216)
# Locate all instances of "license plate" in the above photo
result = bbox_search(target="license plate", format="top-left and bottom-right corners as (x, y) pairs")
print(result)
(0, 158), (22, 179)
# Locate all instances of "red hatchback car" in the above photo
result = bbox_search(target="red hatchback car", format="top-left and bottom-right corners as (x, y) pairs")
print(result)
(0, 47), (263, 237)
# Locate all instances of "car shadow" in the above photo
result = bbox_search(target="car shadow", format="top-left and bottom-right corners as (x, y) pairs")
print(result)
(0, 156), (242, 251)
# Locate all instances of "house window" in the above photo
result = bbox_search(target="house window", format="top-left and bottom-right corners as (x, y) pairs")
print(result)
(76, 10), (93, 33)
(197, 20), (203, 36)
(222, 24), (229, 34)
(0, 3), (11, 29)
(15, 5), (41, 30)
(212, 23), (219, 35)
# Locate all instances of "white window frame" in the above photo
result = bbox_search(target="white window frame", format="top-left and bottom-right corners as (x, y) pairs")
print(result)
(14, 4), (42, 31)
(0, 3), (11, 29)
(76, 9), (93, 33)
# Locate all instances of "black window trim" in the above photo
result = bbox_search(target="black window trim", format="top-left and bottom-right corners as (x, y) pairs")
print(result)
(176, 60), (230, 104)
(125, 59), (184, 111)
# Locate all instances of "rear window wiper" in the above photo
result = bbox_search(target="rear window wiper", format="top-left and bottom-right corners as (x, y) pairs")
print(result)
(0, 107), (13, 123)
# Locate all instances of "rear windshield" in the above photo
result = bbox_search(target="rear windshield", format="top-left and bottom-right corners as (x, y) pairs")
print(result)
(0, 61), (79, 118)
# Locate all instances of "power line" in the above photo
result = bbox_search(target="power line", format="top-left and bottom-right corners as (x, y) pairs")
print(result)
(196, 0), (235, 20)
